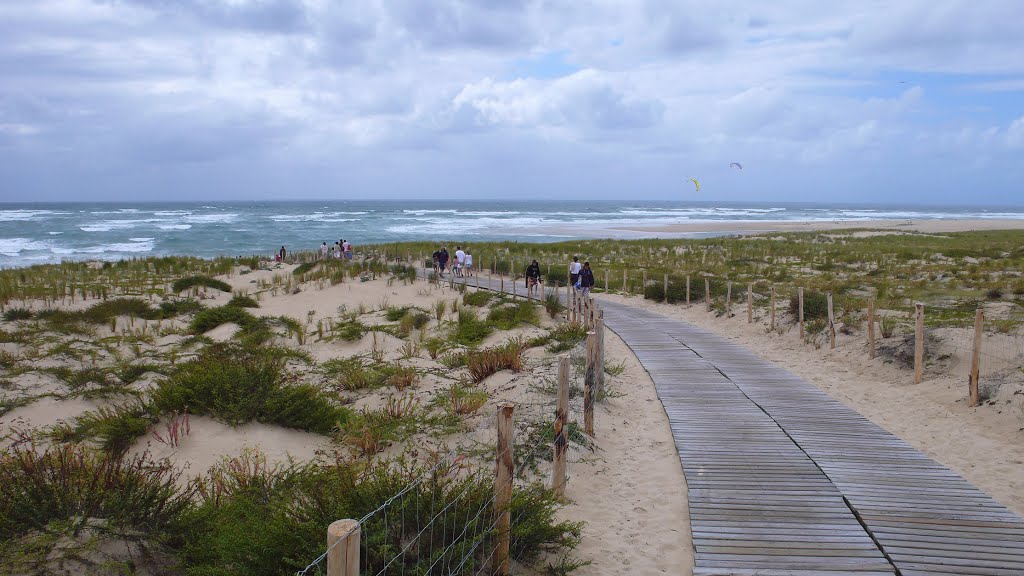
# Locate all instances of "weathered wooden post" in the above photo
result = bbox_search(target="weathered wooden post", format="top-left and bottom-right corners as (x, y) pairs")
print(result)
(914, 303), (924, 384)
(553, 356), (569, 496)
(494, 403), (514, 576)
(867, 300), (876, 359)
(663, 274), (669, 303)
(595, 316), (605, 398)
(827, 292), (836, 350)
(725, 282), (732, 316)
(326, 520), (360, 576)
(705, 278), (711, 312)
(747, 282), (753, 323)
(584, 331), (596, 436)
(686, 275), (690, 307)
(770, 285), (776, 331)
(969, 309), (984, 407)
(798, 287), (805, 339)
(642, 270), (647, 291)
(622, 269), (627, 294)
(604, 270), (609, 291)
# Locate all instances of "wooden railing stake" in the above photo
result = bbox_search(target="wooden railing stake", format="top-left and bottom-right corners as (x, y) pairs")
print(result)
(326, 519), (360, 576)
(494, 403), (514, 576)
(914, 303), (924, 384)
(969, 309), (984, 407)
(553, 357), (569, 495)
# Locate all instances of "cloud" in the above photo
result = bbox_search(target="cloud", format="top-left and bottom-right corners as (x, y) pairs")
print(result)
(0, 0), (1021, 202)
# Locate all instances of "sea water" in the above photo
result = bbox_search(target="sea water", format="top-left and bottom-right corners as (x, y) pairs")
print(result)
(2, 200), (1023, 268)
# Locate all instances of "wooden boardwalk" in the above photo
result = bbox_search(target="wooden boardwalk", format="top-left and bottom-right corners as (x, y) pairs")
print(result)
(600, 301), (1024, 576)
(434, 273), (1024, 574)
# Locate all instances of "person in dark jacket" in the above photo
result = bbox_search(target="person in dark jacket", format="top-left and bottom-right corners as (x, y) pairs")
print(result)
(439, 246), (449, 276)
(526, 259), (541, 297)
(578, 261), (595, 297)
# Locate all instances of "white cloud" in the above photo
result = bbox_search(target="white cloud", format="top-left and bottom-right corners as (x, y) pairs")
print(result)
(0, 0), (1022, 201)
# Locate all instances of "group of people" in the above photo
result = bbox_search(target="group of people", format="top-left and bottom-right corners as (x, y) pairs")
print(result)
(319, 239), (353, 261)
(432, 245), (474, 278)
(524, 255), (595, 297)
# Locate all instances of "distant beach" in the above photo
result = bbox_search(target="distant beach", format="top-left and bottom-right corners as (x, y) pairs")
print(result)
(3, 200), (1024, 267)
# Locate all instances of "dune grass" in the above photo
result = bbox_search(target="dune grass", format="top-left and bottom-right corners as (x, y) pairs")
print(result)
(172, 275), (232, 294)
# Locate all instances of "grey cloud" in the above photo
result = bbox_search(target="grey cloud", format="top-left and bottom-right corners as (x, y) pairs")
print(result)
(112, 0), (311, 33)
(387, 0), (535, 50)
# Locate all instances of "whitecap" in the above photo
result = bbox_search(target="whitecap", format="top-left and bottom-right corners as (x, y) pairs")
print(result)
(0, 237), (52, 256)
(158, 224), (192, 230)
(129, 237), (155, 242)
(0, 209), (61, 222)
(185, 213), (238, 224)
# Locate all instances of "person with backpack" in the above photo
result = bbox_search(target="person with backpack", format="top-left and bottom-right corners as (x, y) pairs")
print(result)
(578, 261), (595, 297)
(439, 246), (449, 277)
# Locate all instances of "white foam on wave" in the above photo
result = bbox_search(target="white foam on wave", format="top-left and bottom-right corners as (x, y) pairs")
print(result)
(153, 210), (192, 216)
(0, 237), (52, 256)
(51, 239), (154, 255)
(269, 212), (364, 222)
(49, 231), (63, 235)
(403, 209), (457, 215)
(0, 209), (64, 222)
(129, 237), (155, 242)
(185, 213), (238, 224)
(158, 224), (192, 230)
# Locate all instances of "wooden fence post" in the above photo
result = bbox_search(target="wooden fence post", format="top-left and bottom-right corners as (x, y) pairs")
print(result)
(494, 403), (514, 576)
(326, 519), (360, 576)
(867, 300), (876, 359)
(595, 317), (605, 398)
(686, 275), (690, 307)
(969, 309), (983, 407)
(798, 287), (805, 339)
(914, 303), (924, 384)
(642, 270), (647, 290)
(622, 269), (627, 294)
(725, 282), (732, 316)
(770, 285), (776, 331)
(705, 278), (711, 312)
(663, 274), (668, 304)
(584, 331), (596, 436)
(747, 282), (753, 323)
(827, 292), (836, 350)
(553, 357), (569, 495)
(604, 270), (609, 291)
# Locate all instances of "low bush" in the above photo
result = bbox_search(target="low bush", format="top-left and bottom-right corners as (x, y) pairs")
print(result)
(189, 305), (258, 334)
(227, 294), (259, 308)
(444, 383), (488, 415)
(0, 444), (190, 566)
(467, 340), (524, 383)
(438, 349), (469, 369)
(789, 290), (829, 320)
(2, 308), (32, 321)
(292, 262), (318, 276)
(487, 302), (540, 330)
(153, 343), (348, 434)
(545, 323), (587, 353)
(462, 290), (492, 307)
(321, 358), (418, 392)
(59, 400), (157, 455)
(450, 309), (493, 347)
(543, 292), (564, 318)
(172, 275), (232, 293)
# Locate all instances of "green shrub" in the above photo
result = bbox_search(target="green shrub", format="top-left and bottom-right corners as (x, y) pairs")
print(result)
(789, 290), (829, 319)
(227, 294), (259, 308)
(438, 349), (468, 369)
(320, 358), (418, 392)
(159, 298), (204, 316)
(487, 302), (540, 330)
(292, 262), (317, 276)
(152, 343), (348, 434)
(0, 443), (189, 548)
(64, 400), (157, 455)
(333, 319), (367, 341)
(543, 292), (564, 318)
(189, 305), (258, 334)
(545, 323), (587, 353)
(179, 453), (581, 576)
(450, 309), (493, 347)
(467, 340), (524, 383)
(2, 308), (32, 321)
(172, 275), (232, 293)
(462, 290), (492, 307)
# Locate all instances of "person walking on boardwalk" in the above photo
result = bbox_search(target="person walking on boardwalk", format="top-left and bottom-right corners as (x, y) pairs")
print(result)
(569, 256), (581, 289)
(526, 259), (541, 297)
(579, 261), (595, 298)
(431, 249), (441, 275)
(455, 246), (466, 278)
(464, 249), (473, 277)
(439, 246), (449, 277)
(320, 242), (328, 260)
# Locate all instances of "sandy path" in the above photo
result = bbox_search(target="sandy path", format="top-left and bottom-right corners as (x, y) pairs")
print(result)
(560, 329), (693, 575)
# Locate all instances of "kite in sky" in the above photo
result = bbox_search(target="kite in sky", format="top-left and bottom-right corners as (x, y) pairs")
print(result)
(689, 177), (700, 192)
(730, 162), (743, 169)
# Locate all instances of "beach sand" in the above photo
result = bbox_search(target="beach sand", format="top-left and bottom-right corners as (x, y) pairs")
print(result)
(538, 218), (1024, 239)
(0, 263), (694, 573)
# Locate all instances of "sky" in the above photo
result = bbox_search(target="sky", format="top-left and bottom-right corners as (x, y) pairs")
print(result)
(0, 0), (1022, 204)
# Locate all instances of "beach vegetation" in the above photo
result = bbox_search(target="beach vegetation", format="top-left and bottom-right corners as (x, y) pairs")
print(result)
(172, 275), (232, 294)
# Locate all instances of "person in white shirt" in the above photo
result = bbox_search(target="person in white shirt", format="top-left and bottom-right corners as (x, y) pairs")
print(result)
(320, 242), (328, 260)
(464, 251), (473, 277)
(454, 246), (466, 278)
(342, 240), (352, 260)
(569, 256), (582, 289)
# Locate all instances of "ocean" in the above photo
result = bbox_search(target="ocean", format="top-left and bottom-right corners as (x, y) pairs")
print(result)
(2, 200), (1023, 268)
